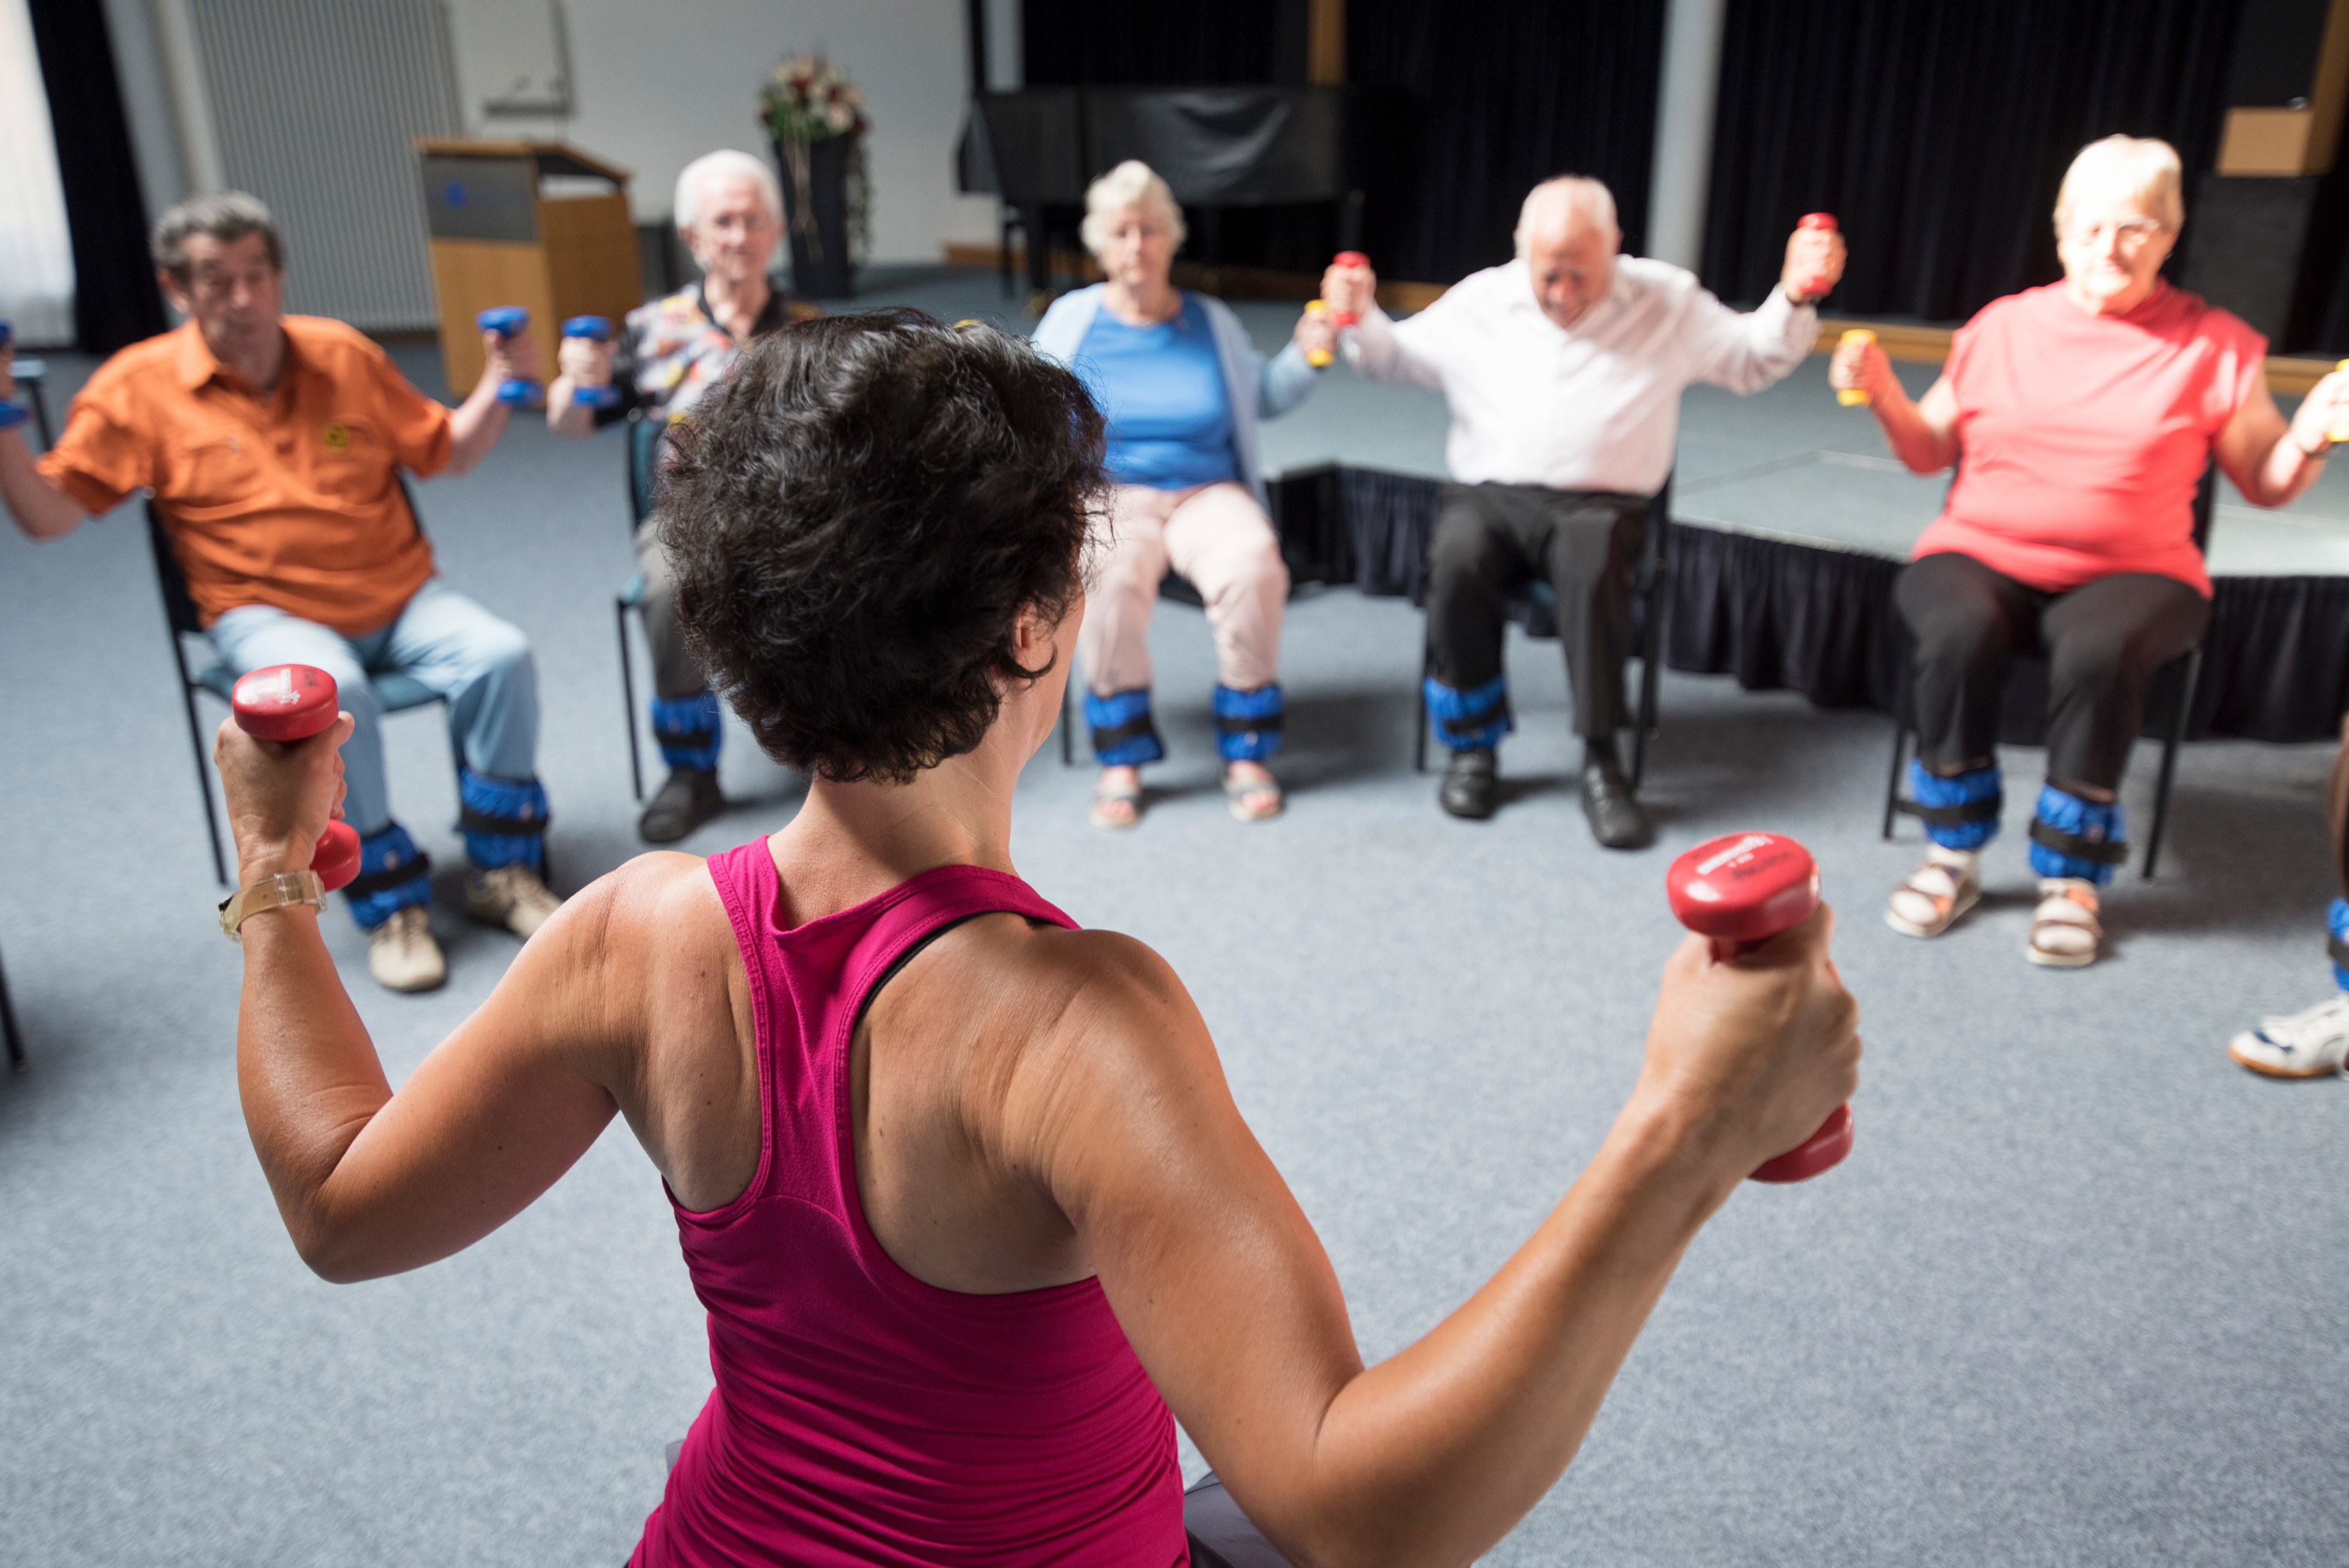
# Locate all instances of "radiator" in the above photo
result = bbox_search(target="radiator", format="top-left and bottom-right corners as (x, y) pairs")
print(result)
(189, 0), (459, 332)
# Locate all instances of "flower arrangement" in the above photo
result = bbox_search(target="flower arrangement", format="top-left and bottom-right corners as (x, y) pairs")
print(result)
(760, 53), (872, 269)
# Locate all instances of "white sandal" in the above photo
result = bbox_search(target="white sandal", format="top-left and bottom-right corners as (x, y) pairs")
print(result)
(1884, 846), (1981, 938)
(2028, 878), (2103, 968)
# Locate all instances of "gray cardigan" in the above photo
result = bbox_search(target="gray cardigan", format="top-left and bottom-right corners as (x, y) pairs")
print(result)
(1030, 284), (1319, 507)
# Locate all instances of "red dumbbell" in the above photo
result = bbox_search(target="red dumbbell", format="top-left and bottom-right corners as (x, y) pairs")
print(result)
(1664, 831), (1853, 1183)
(1793, 214), (1840, 301)
(230, 664), (362, 891)
(1328, 251), (1370, 327)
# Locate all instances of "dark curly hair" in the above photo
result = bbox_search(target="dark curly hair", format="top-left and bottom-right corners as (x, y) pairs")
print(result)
(659, 309), (1105, 784)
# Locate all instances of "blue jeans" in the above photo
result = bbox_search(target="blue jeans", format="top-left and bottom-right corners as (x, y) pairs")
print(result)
(208, 580), (540, 841)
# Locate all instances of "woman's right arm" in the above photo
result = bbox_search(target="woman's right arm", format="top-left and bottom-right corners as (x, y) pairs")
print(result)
(1027, 911), (1859, 1568)
(1831, 335), (1960, 473)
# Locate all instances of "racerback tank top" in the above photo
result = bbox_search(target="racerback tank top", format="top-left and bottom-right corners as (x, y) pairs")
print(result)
(629, 841), (1186, 1567)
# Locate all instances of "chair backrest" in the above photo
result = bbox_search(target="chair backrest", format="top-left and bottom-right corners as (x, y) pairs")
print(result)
(2190, 461), (2215, 556)
(627, 409), (663, 526)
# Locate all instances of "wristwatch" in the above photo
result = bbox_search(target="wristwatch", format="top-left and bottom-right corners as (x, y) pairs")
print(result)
(219, 869), (325, 940)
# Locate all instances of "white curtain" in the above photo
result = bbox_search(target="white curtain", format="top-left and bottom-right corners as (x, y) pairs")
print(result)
(0, 0), (75, 346)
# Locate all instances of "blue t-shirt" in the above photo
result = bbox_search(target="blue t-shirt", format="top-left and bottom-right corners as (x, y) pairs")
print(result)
(1074, 294), (1237, 489)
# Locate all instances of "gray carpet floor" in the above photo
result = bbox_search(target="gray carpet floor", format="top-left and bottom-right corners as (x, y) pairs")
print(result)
(3, 268), (2343, 1567)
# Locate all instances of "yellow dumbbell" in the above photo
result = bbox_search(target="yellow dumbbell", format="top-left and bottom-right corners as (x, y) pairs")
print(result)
(1305, 300), (1334, 368)
(1837, 329), (1876, 406)
(2330, 359), (2349, 446)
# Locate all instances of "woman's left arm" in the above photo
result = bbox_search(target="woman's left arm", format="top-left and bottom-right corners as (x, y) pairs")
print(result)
(2216, 365), (2349, 507)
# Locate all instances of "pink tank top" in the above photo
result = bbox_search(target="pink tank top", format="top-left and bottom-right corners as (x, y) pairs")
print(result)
(629, 842), (1186, 1567)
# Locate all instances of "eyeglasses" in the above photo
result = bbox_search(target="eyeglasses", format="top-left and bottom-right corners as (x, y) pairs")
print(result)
(2063, 217), (2168, 250)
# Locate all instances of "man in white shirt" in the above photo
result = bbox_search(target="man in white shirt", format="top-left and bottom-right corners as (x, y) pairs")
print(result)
(1324, 177), (1842, 846)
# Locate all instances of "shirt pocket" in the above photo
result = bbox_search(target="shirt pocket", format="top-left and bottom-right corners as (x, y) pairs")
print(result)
(309, 415), (395, 507)
(159, 426), (261, 512)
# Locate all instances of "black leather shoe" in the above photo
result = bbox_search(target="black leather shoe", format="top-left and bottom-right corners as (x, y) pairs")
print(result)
(1580, 759), (1653, 849)
(1439, 748), (1500, 819)
(638, 767), (725, 843)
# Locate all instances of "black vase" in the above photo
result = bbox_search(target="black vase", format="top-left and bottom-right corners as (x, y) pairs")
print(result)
(773, 133), (854, 299)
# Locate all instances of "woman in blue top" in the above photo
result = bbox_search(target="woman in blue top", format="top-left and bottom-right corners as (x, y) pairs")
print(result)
(1033, 161), (1332, 827)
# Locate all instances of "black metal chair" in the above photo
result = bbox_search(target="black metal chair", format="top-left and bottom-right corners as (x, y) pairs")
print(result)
(1, 940), (24, 1072)
(147, 484), (446, 886)
(12, 352), (54, 447)
(1881, 465), (2215, 881)
(1412, 475), (1675, 787)
(614, 409), (665, 800)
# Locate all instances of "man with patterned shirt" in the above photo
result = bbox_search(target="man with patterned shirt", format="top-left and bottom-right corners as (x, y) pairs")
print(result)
(0, 192), (557, 994)
(550, 149), (819, 843)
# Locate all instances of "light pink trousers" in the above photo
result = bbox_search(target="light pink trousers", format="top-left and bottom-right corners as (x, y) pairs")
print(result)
(1079, 481), (1289, 696)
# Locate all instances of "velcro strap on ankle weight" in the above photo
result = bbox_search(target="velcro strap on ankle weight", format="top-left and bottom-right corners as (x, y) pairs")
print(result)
(460, 804), (549, 837)
(2329, 935), (2349, 970)
(1898, 795), (2001, 828)
(2028, 818), (2128, 865)
(344, 850), (433, 899)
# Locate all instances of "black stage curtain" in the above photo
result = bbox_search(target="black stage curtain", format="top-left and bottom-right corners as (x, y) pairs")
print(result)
(1348, 0), (1667, 280)
(1023, 2), (1277, 87)
(1272, 466), (2346, 745)
(28, 0), (167, 353)
(1701, 0), (2245, 319)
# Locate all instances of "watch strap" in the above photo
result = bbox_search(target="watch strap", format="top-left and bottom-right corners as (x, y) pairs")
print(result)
(219, 869), (326, 940)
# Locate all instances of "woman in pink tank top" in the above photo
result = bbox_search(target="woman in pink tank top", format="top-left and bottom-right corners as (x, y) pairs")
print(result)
(1833, 135), (2349, 971)
(215, 309), (1858, 1566)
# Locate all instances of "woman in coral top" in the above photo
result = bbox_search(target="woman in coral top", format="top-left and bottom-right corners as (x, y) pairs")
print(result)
(214, 312), (1858, 1567)
(1833, 136), (2349, 968)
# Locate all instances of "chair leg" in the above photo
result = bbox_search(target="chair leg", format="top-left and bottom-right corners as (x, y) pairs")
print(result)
(617, 600), (645, 803)
(1414, 642), (1431, 773)
(1, 942), (25, 1071)
(180, 675), (230, 885)
(1881, 691), (1914, 843)
(2143, 645), (2202, 881)
(1061, 677), (1076, 766)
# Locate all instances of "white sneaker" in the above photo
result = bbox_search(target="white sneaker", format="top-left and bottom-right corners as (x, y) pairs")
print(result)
(367, 906), (446, 992)
(2229, 993), (2349, 1078)
(464, 863), (563, 939)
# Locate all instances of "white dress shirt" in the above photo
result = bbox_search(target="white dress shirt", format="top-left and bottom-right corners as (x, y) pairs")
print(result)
(1346, 256), (1815, 496)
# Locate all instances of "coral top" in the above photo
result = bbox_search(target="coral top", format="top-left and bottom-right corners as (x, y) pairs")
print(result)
(1911, 281), (2265, 598)
(40, 318), (449, 636)
(630, 843), (1186, 1568)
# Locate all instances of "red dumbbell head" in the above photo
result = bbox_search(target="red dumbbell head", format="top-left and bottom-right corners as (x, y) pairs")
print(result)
(1666, 832), (1820, 946)
(1798, 212), (1838, 232)
(232, 664), (341, 742)
(1329, 252), (1370, 327)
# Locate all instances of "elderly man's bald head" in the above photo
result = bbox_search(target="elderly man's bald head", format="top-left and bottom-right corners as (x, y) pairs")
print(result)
(1514, 176), (1621, 329)
(1515, 177), (1619, 255)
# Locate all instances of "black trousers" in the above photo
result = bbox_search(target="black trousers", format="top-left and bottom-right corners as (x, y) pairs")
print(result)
(1895, 551), (2209, 791)
(1425, 482), (1649, 739)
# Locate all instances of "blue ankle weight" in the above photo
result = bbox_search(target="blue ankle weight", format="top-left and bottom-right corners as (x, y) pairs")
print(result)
(459, 768), (549, 872)
(2027, 784), (2126, 886)
(344, 822), (432, 929)
(2330, 898), (2349, 990)
(1213, 683), (1284, 761)
(1424, 673), (1511, 751)
(1909, 761), (2001, 849)
(652, 692), (722, 772)
(1083, 689), (1164, 766)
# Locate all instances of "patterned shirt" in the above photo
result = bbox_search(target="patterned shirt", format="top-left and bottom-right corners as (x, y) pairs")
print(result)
(606, 275), (820, 425)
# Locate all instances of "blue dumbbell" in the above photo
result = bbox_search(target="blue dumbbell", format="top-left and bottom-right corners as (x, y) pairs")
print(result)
(474, 307), (540, 404)
(0, 321), (27, 431)
(560, 316), (622, 408)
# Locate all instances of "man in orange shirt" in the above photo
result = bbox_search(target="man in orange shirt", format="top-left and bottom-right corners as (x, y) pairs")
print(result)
(0, 192), (556, 993)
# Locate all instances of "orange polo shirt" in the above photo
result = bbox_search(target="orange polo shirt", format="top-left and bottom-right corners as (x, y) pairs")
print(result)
(40, 316), (452, 636)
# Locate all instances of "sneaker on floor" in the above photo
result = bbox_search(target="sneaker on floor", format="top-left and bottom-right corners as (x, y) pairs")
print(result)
(465, 863), (564, 939)
(2229, 993), (2349, 1078)
(637, 766), (725, 843)
(367, 905), (446, 992)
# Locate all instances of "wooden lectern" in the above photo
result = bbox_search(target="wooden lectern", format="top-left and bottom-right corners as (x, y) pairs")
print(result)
(415, 138), (644, 396)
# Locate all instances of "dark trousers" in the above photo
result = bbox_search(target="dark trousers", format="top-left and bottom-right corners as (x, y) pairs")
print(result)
(1426, 482), (1648, 738)
(1895, 551), (2209, 791)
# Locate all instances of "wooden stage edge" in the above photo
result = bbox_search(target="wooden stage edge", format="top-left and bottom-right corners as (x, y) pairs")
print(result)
(938, 243), (2339, 394)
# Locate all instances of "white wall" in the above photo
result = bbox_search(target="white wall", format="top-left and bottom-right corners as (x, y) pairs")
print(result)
(444, 0), (998, 261)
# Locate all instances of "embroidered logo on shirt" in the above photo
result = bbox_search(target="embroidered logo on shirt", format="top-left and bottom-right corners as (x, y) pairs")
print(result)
(322, 424), (351, 450)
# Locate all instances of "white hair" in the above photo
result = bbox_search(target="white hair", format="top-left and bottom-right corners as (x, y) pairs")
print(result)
(1081, 160), (1186, 256)
(674, 149), (783, 233)
(1514, 176), (1619, 258)
(2054, 135), (2183, 235)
